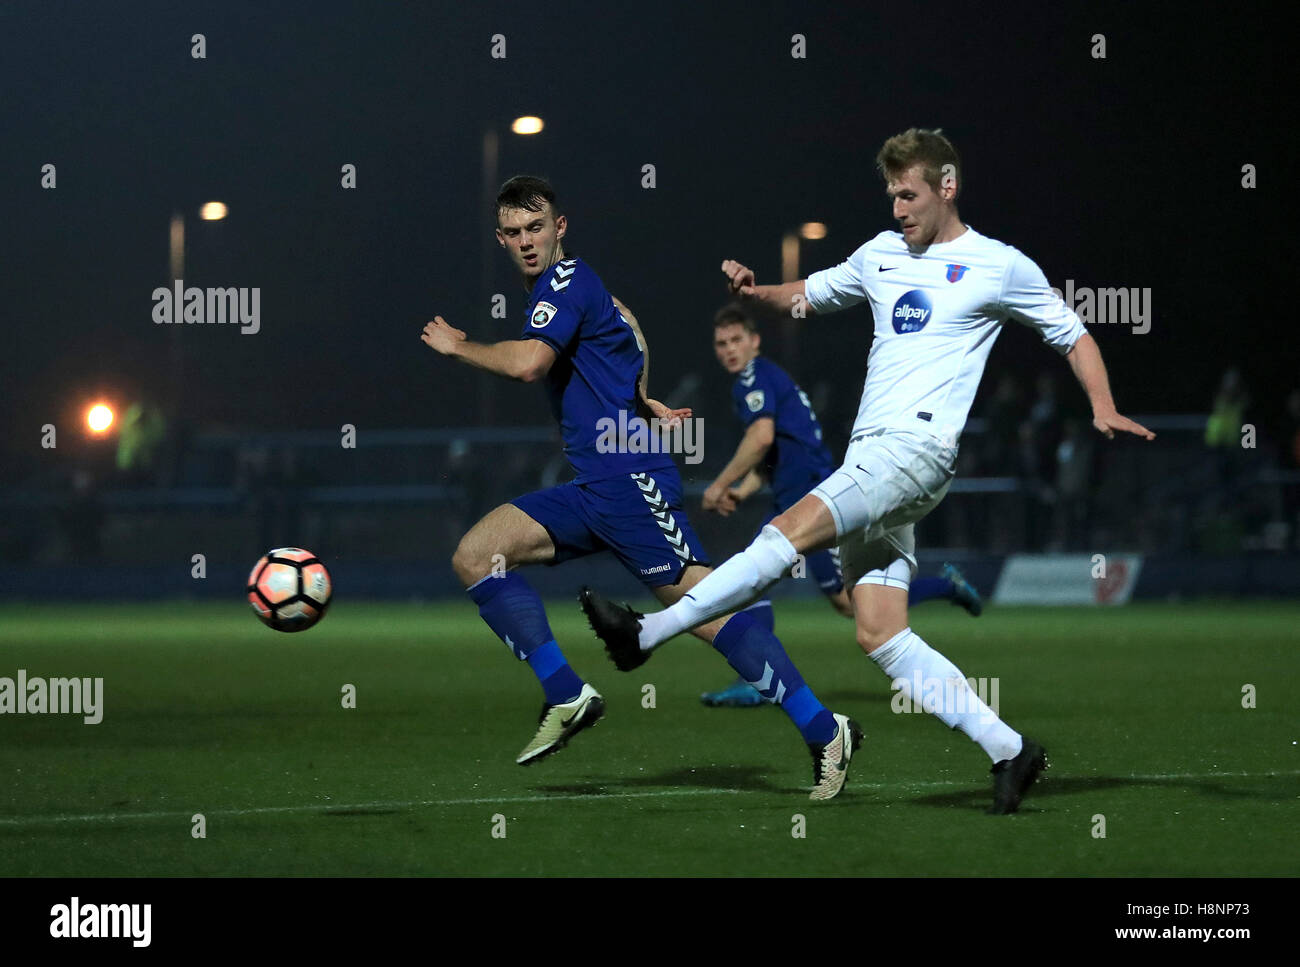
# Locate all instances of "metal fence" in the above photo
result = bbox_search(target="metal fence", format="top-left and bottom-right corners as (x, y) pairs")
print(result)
(2, 415), (1296, 571)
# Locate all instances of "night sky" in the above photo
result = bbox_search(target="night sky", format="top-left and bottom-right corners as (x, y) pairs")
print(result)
(1, 1), (1288, 479)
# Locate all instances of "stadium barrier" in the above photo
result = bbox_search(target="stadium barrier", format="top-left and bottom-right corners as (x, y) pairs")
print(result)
(3, 552), (1298, 602)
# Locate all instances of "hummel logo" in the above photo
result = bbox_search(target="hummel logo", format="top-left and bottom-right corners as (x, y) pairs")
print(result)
(878, 265), (899, 272)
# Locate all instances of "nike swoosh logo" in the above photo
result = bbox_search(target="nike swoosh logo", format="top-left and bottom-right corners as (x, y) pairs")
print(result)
(878, 265), (899, 272)
(561, 709), (583, 728)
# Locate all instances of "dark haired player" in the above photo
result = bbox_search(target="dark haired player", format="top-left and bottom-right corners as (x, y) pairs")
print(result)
(700, 304), (982, 708)
(421, 176), (862, 799)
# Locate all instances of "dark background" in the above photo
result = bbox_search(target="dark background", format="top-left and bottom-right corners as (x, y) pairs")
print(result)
(1, 1), (1288, 472)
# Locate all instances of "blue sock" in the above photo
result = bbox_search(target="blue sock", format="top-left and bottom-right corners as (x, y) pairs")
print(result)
(909, 576), (953, 606)
(466, 572), (584, 705)
(744, 600), (775, 633)
(712, 612), (836, 744)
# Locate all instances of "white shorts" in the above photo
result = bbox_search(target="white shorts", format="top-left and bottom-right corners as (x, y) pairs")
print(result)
(808, 430), (956, 590)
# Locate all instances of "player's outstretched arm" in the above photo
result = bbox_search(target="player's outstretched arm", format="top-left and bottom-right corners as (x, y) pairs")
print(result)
(1065, 332), (1155, 441)
(721, 260), (812, 319)
(420, 315), (556, 383)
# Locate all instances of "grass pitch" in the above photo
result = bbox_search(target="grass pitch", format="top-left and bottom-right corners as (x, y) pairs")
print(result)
(0, 599), (1295, 876)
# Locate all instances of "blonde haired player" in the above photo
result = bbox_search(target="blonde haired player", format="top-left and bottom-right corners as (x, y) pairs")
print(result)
(583, 128), (1154, 813)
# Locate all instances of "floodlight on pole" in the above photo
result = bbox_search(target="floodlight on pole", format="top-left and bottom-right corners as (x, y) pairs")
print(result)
(479, 117), (547, 425)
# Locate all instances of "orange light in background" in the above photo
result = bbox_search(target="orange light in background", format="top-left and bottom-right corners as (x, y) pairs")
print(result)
(87, 404), (115, 434)
(199, 201), (228, 221)
(511, 116), (544, 135)
(799, 222), (828, 240)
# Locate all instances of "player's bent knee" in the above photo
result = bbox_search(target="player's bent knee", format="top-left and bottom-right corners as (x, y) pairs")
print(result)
(855, 620), (904, 655)
(451, 533), (494, 586)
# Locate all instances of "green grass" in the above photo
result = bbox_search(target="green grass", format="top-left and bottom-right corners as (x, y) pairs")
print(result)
(0, 600), (1296, 876)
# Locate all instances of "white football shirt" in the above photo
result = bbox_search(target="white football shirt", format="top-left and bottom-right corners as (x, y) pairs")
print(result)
(804, 226), (1086, 444)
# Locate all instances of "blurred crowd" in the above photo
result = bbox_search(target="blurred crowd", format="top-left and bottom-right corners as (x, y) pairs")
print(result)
(6, 367), (1300, 567)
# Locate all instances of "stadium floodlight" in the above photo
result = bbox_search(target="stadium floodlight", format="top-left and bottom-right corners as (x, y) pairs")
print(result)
(199, 201), (228, 221)
(799, 221), (828, 240)
(86, 403), (114, 434)
(511, 116), (544, 135)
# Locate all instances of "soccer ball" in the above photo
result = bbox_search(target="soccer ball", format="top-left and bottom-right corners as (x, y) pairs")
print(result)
(246, 547), (332, 632)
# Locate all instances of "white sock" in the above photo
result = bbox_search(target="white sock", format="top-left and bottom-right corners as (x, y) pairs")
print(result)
(868, 627), (1023, 764)
(638, 525), (798, 648)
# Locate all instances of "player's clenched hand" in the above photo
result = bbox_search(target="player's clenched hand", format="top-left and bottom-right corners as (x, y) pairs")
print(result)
(721, 260), (757, 297)
(644, 397), (692, 428)
(702, 482), (737, 517)
(421, 316), (466, 356)
(1092, 409), (1156, 441)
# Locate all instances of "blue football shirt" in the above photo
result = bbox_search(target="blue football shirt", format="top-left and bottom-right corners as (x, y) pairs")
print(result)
(520, 257), (675, 484)
(731, 356), (835, 510)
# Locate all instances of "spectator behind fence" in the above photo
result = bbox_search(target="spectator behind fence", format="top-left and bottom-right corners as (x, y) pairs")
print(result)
(1205, 368), (1250, 508)
(983, 374), (1023, 473)
(1054, 418), (1095, 549)
(1205, 367), (1248, 448)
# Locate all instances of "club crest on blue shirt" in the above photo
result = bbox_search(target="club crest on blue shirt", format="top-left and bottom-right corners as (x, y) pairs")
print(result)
(531, 301), (558, 328)
(945, 264), (969, 283)
(745, 390), (766, 412)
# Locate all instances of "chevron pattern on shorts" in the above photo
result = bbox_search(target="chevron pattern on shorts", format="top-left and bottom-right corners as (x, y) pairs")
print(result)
(630, 472), (693, 564)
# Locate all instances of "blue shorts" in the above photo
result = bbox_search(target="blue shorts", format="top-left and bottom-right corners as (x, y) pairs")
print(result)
(512, 469), (710, 588)
(757, 510), (843, 595)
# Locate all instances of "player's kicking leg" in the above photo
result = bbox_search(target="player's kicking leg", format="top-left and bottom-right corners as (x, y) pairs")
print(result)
(582, 490), (838, 661)
(582, 562), (862, 800)
(845, 531), (1045, 814)
(453, 502), (603, 766)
